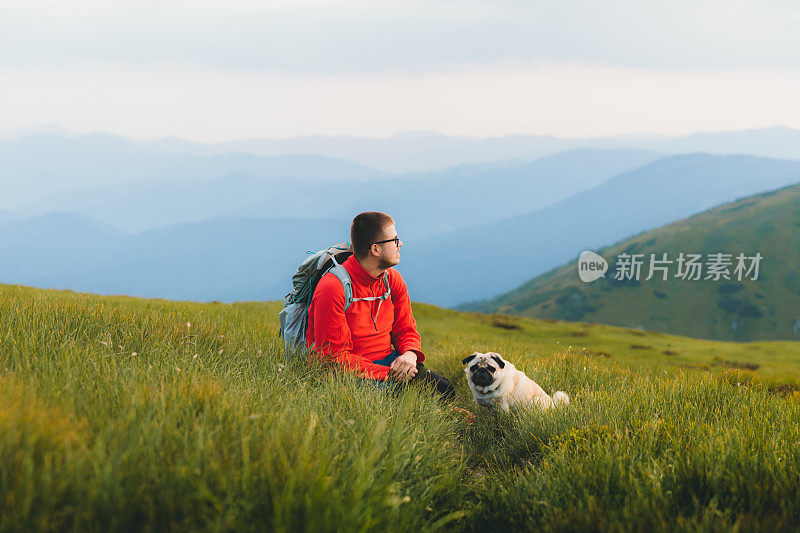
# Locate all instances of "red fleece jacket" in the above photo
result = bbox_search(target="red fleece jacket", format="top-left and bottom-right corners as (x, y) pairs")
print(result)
(306, 255), (425, 380)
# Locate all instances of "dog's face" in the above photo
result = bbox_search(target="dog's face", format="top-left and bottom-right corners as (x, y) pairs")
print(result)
(463, 352), (506, 391)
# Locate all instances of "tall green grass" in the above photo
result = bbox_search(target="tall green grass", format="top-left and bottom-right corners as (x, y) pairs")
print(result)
(462, 365), (800, 531)
(1, 285), (799, 531)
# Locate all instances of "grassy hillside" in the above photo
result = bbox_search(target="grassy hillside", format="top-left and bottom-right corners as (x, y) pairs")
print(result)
(2, 285), (800, 531)
(465, 182), (800, 342)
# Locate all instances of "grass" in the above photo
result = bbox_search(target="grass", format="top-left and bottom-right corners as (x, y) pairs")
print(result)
(2, 284), (800, 531)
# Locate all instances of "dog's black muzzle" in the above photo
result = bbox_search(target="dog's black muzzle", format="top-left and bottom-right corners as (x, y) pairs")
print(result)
(471, 368), (494, 387)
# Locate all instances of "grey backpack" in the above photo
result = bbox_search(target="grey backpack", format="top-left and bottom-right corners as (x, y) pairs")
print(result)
(278, 242), (390, 356)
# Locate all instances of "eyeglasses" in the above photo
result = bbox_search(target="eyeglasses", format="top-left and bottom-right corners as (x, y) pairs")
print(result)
(373, 236), (400, 247)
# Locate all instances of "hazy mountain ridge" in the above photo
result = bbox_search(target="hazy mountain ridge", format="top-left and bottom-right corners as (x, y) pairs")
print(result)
(136, 126), (800, 173)
(5, 125), (800, 176)
(20, 148), (661, 235)
(0, 210), (23, 227)
(4, 154), (800, 307)
(0, 133), (388, 208)
(0, 144), (653, 301)
(0, 215), (348, 301)
(5, 129), (800, 308)
(400, 154), (800, 307)
(462, 182), (800, 341)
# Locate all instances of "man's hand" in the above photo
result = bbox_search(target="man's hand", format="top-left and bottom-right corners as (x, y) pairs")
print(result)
(388, 351), (418, 382)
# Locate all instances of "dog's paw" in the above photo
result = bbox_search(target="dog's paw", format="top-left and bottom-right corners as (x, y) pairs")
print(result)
(552, 391), (569, 406)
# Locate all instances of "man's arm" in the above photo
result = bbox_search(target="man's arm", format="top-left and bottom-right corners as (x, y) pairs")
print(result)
(308, 275), (392, 380)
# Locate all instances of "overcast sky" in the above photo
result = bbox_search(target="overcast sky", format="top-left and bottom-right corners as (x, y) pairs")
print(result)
(2, 0), (800, 141)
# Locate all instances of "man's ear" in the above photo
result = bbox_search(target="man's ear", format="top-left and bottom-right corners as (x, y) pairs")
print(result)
(489, 353), (505, 368)
(462, 353), (478, 365)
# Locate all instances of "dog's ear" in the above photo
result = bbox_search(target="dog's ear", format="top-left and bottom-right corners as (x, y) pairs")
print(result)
(489, 353), (505, 368)
(462, 353), (478, 365)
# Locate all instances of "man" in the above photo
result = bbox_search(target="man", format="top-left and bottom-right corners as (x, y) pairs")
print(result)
(306, 211), (454, 399)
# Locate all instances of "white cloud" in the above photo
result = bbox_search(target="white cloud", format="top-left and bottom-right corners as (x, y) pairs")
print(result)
(3, 1), (798, 139)
(2, 1), (799, 72)
(2, 61), (798, 140)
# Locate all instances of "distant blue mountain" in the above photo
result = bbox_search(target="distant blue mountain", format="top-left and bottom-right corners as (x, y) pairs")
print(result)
(0, 210), (22, 227)
(5, 149), (800, 305)
(139, 126), (800, 173)
(240, 148), (662, 239)
(0, 215), (348, 302)
(24, 173), (315, 232)
(4, 153), (800, 304)
(0, 133), (387, 207)
(399, 154), (800, 306)
(0, 213), (122, 280)
(22, 148), (661, 236)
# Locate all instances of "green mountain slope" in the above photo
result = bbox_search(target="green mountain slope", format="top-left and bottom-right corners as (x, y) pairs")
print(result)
(463, 182), (800, 341)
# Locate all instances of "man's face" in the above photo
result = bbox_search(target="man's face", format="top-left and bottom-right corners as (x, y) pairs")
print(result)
(375, 223), (403, 269)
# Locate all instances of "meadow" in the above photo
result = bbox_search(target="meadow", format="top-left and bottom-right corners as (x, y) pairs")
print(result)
(1, 284), (799, 531)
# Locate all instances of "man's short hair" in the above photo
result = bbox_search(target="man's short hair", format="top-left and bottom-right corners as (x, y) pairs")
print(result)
(351, 212), (394, 259)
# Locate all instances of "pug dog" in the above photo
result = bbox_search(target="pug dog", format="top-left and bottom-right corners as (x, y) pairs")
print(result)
(463, 352), (569, 412)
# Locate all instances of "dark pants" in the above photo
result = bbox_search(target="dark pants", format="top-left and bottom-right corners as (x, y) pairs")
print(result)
(369, 350), (456, 401)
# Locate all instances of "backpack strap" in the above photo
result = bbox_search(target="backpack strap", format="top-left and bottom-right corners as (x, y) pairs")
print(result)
(329, 265), (391, 317)
(326, 251), (358, 312)
(328, 264), (354, 312)
(350, 272), (391, 303)
(349, 272), (391, 330)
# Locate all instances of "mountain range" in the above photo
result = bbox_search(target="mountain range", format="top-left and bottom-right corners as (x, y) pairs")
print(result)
(462, 182), (800, 341)
(16, 145), (660, 235)
(134, 126), (800, 173)
(3, 151), (800, 311)
(0, 133), (386, 208)
(0, 215), (347, 302)
(400, 154), (800, 306)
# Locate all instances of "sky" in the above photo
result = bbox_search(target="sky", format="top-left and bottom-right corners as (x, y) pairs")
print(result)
(2, 0), (800, 141)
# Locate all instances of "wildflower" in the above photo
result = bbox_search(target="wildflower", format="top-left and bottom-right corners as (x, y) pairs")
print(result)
(176, 366), (181, 372)
(218, 349), (224, 355)
(187, 322), (191, 329)
(131, 352), (138, 356)
(193, 354), (198, 359)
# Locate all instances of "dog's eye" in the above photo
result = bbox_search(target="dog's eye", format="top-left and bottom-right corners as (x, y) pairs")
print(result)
(487, 366), (495, 373)
(470, 365), (479, 373)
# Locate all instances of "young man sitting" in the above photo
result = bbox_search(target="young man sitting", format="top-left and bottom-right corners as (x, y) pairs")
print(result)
(306, 211), (454, 399)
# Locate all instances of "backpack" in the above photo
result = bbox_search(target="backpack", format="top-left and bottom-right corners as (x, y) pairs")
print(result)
(278, 242), (391, 357)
